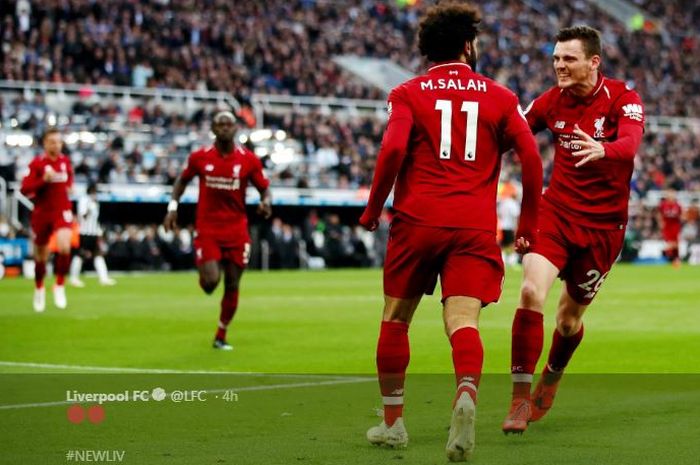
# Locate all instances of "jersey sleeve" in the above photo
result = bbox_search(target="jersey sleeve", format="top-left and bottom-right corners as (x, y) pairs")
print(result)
(248, 151), (270, 192)
(180, 152), (199, 182)
(603, 90), (644, 161)
(361, 86), (414, 221)
(501, 93), (535, 147)
(522, 93), (548, 134)
(502, 93), (543, 244)
(20, 159), (45, 197)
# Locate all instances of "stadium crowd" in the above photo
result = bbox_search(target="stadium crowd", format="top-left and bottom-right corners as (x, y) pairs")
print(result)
(2, 0), (699, 116)
(2, 94), (700, 195)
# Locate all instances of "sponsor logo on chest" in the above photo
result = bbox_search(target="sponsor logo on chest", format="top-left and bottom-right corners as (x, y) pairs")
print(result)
(203, 162), (242, 191)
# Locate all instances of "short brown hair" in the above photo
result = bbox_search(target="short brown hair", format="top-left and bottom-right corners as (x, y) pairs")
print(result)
(418, 2), (481, 63)
(555, 26), (602, 58)
(42, 127), (61, 141)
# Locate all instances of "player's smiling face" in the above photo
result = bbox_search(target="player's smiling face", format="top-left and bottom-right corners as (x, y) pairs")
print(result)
(552, 40), (598, 91)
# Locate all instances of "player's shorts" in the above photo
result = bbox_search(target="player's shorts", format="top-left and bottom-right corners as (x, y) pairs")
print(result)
(662, 225), (681, 244)
(31, 209), (74, 246)
(79, 234), (99, 254)
(500, 229), (515, 247)
(532, 205), (625, 305)
(194, 235), (251, 269)
(383, 219), (504, 305)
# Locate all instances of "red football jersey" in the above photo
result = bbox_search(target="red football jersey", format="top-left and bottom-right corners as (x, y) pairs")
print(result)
(525, 73), (645, 229)
(20, 153), (73, 218)
(658, 199), (682, 229)
(181, 145), (269, 242)
(374, 61), (536, 231)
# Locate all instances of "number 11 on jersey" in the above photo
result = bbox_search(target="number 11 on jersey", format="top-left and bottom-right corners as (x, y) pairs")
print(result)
(435, 99), (479, 161)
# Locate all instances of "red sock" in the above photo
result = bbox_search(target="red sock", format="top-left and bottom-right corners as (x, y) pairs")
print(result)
(511, 308), (544, 399)
(376, 321), (410, 427)
(54, 253), (70, 286)
(450, 327), (483, 404)
(546, 324), (584, 374)
(35, 261), (46, 289)
(215, 290), (239, 341)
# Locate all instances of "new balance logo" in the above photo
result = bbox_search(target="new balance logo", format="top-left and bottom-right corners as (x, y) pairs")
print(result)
(387, 101), (393, 117)
(554, 120), (566, 129)
(205, 164), (214, 172)
(621, 103), (643, 121)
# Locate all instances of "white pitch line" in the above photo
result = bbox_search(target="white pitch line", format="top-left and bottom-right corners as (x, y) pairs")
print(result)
(0, 377), (374, 411)
(0, 361), (364, 380)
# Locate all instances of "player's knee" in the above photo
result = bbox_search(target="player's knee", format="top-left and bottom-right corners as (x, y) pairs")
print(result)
(520, 280), (545, 309)
(556, 316), (581, 337)
(199, 277), (218, 294)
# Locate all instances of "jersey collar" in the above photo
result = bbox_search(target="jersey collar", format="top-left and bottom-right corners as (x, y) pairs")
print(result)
(428, 61), (472, 74)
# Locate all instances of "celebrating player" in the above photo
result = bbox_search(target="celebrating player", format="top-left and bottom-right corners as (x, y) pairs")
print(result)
(657, 190), (683, 267)
(69, 182), (116, 287)
(164, 111), (271, 350)
(502, 26), (645, 433)
(359, 3), (543, 461)
(20, 128), (74, 312)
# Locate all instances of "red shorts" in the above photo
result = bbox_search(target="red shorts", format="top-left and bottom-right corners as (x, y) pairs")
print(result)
(194, 235), (251, 268)
(383, 219), (504, 305)
(662, 225), (681, 243)
(532, 205), (625, 305)
(31, 209), (73, 246)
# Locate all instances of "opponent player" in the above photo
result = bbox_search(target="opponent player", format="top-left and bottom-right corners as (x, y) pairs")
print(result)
(20, 128), (74, 311)
(359, 3), (543, 461)
(164, 111), (271, 350)
(69, 182), (116, 287)
(657, 190), (683, 267)
(502, 26), (645, 433)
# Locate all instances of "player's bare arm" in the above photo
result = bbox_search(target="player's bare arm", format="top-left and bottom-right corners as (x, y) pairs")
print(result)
(571, 124), (605, 167)
(164, 174), (189, 231)
(257, 188), (272, 219)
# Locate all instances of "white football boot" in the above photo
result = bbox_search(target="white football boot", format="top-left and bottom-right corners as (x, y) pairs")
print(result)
(446, 392), (476, 462)
(367, 418), (408, 448)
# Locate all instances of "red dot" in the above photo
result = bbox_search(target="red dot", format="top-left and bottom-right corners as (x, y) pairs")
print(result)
(67, 405), (85, 424)
(87, 405), (105, 424)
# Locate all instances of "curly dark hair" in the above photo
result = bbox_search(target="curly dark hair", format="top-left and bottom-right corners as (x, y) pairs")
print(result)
(418, 2), (481, 63)
(555, 26), (602, 58)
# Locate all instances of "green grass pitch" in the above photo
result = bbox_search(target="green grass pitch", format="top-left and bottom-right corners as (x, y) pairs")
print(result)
(1, 265), (699, 464)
